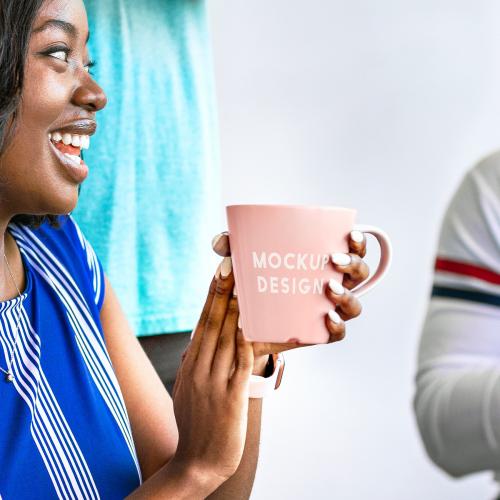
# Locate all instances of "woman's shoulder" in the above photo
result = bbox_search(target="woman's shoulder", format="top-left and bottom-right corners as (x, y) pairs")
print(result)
(9, 215), (105, 311)
(11, 215), (89, 266)
(465, 150), (500, 188)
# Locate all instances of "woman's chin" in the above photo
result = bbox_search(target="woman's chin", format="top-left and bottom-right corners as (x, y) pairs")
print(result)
(37, 187), (80, 216)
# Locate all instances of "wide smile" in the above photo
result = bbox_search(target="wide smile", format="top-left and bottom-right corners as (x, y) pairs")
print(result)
(48, 130), (91, 183)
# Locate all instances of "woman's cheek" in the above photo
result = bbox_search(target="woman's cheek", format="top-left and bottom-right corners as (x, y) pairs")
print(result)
(23, 59), (73, 128)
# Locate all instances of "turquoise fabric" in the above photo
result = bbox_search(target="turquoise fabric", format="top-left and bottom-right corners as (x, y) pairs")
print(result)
(73, 0), (221, 336)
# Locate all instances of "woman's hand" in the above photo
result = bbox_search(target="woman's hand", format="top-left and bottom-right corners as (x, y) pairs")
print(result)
(323, 229), (368, 344)
(170, 266), (254, 491)
(212, 230), (368, 357)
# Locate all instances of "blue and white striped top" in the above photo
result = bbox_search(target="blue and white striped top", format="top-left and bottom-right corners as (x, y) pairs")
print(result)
(0, 216), (141, 499)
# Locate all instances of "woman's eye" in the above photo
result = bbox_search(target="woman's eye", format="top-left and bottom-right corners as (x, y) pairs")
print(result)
(84, 60), (96, 74)
(49, 50), (68, 62)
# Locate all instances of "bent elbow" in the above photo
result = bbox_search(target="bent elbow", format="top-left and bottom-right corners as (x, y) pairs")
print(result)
(413, 380), (474, 479)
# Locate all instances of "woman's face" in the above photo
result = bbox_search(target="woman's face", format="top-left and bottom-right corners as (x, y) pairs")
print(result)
(0, 0), (106, 218)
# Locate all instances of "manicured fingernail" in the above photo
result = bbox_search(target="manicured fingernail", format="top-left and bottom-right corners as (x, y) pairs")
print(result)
(331, 253), (351, 266)
(233, 284), (238, 296)
(220, 256), (232, 278)
(212, 231), (230, 255)
(328, 279), (344, 295)
(212, 233), (223, 249)
(238, 315), (242, 329)
(214, 262), (221, 279)
(328, 309), (341, 324)
(350, 230), (364, 243)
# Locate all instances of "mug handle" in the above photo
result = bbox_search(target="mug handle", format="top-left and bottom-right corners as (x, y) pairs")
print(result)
(350, 224), (392, 298)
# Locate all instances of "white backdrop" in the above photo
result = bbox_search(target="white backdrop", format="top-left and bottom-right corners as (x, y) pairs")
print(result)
(208, 1), (500, 499)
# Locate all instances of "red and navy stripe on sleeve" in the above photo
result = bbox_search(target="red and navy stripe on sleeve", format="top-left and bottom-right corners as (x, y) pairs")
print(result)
(432, 257), (500, 306)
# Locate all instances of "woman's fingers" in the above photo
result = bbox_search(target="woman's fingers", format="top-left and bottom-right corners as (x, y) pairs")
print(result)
(326, 279), (362, 320)
(229, 329), (254, 392)
(184, 257), (232, 369)
(325, 309), (346, 343)
(348, 230), (366, 258)
(183, 275), (218, 366)
(253, 340), (311, 357)
(211, 294), (239, 382)
(212, 232), (231, 257)
(195, 257), (235, 374)
(331, 252), (369, 290)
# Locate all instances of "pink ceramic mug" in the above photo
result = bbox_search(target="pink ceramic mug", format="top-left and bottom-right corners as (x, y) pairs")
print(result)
(226, 204), (392, 344)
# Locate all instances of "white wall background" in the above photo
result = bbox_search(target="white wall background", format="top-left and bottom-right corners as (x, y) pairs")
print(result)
(208, 1), (500, 499)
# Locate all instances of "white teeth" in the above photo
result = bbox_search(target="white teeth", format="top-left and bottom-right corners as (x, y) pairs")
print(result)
(64, 153), (81, 166)
(50, 131), (90, 150)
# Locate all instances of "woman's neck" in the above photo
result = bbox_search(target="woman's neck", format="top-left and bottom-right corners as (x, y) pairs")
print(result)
(0, 218), (27, 301)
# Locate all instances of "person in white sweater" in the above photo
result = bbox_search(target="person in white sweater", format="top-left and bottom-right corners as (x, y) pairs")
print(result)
(415, 151), (500, 484)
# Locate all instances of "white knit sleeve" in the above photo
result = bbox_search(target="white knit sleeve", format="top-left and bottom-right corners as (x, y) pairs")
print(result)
(415, 152), (500, 477)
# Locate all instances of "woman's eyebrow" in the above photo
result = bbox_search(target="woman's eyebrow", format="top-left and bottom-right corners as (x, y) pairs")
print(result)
(33, 19), (78, 39)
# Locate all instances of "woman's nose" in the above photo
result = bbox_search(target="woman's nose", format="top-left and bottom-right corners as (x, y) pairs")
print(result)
(72, 76), (107, 112)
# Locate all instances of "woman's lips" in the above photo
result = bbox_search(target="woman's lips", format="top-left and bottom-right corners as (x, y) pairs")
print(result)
(49, 139), (88, 184)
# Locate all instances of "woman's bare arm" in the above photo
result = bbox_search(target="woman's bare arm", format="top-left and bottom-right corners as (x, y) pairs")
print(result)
(100, 275), (179, 479)
(100, 272), (264, 498)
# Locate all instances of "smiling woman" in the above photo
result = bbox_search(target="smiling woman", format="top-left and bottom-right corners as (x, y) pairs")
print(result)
(0, 0), (106, 230)
(0, 1), (370, 498)
(0, 1), (263, 497)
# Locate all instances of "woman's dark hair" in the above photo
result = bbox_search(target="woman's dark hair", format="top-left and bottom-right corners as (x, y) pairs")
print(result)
(0, 0), (59, 228)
